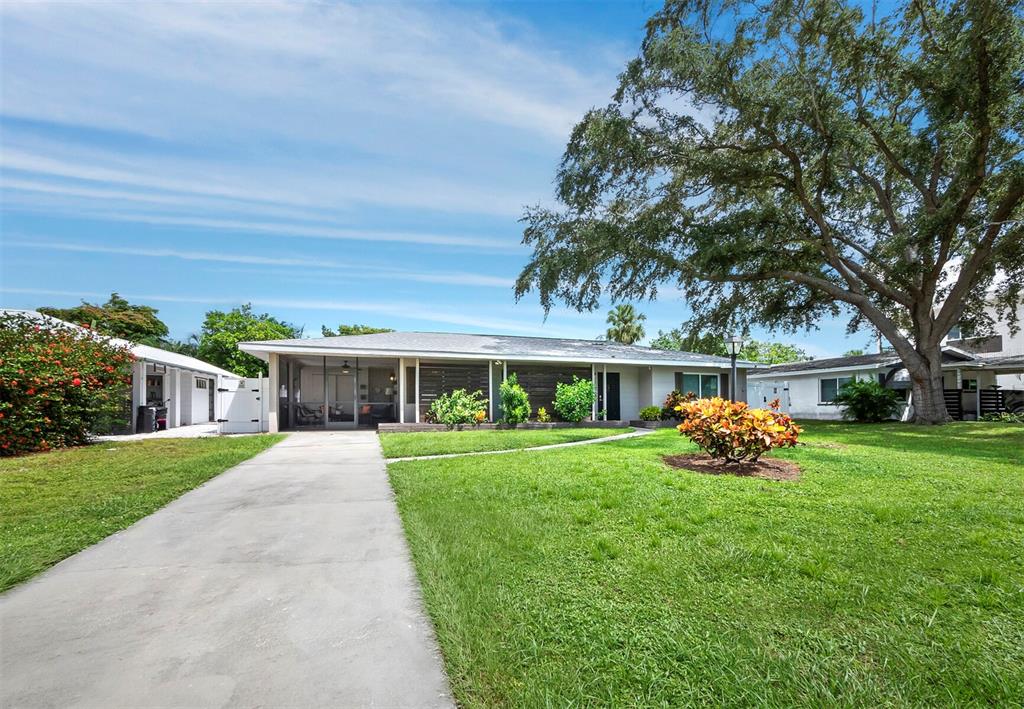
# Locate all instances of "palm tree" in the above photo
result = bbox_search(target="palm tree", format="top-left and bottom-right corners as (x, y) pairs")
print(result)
(604, 304), (646, 344)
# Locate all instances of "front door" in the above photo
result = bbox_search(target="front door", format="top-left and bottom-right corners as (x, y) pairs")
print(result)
(597, 372), (621, 420)
(606, 372), (620, 420)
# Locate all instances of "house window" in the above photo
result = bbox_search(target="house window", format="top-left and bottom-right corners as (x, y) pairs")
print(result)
(962, 379), (978, 392)
(195, 377), (208, 389)
(674, 372), (721, 397)
(820, 376), (853, 404)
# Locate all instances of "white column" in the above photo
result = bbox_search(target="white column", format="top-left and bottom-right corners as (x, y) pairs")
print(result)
(267, 353), (279, 433)
(414, 358), (420, 423)
(591, 363), (597, 420)
(167, 370), (180, 428)
(488, 362), (494, 422)
(398, 357), (406, 424)
(131, 360), (147, 431)
(602, 364), (608, 420)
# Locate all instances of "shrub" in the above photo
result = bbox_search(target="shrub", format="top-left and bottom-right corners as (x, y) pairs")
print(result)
(499, 373), (531, 425)
(0, 312), (134, 456)
(639, 405), (662, 421)
(554, 376), (596, 422)
(981, 411), (1023, 424)
(662, 390), (695, 420)
(536, 406), (552, 423)
(832, 379), (902, 422)
(428, 389), (489, 429)
(676, 397), (801, 464)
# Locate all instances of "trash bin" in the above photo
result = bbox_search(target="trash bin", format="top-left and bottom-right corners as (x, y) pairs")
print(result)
(136, 406), (158, 433)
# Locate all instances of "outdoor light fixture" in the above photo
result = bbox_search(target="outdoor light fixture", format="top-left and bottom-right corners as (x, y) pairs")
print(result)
(725, 335), (744, 357)
(725, 335), (744, 402)
(341, 360), (351, 374)
(389, 372), (396, 383)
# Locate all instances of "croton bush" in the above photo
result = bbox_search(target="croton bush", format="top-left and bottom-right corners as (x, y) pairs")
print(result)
(675, 396), (801, 464)
(662, 389), (695, 420)
(0, 312), (134, 456)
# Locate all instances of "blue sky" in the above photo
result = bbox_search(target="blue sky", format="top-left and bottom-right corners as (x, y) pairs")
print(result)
(0, 0), (869, 357)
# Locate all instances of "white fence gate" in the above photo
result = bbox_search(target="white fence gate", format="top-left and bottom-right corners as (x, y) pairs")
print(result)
(747, 379), (791, 412)
(217, 377), (270, 434)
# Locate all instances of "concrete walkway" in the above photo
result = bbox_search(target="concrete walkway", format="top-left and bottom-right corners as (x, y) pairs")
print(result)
(0, 431), (454, 709)
(388, 426), (655, 462)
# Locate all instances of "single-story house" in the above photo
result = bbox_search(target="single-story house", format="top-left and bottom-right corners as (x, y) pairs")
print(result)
(238, 331), (764, 431)
(2, 309), (241, 433)
(748, 348), (1024, 421)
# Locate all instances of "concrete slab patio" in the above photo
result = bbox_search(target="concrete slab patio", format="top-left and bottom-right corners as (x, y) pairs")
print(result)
(0, 431), (453, 709)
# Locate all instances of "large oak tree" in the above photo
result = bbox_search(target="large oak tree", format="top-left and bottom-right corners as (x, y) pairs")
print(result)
(516, 0), (1023, 423)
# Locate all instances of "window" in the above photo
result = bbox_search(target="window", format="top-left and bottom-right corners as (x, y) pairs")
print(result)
(962, 379), (978, 392)
(674, 372), (721, 397)
(195, 377), (208, 389)
(820, 376), (853, 404)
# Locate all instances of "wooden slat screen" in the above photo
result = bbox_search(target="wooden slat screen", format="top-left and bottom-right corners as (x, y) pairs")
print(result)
(507, 364), (592, 418)
(943, 389), (963, 420)
(418, 362), (490, 418)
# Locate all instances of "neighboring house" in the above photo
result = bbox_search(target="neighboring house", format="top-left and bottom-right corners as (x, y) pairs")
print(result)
(943, 300), (1024, 392)
(749, 348), (1024, 421)
(238, 331), (764, 431)
(2, 309), (241, 432)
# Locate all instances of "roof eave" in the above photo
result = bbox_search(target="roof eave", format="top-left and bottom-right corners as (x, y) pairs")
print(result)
(238, 341), (764, 369)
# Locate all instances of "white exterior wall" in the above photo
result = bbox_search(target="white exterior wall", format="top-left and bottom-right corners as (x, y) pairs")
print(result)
(758, 369), (878, 420)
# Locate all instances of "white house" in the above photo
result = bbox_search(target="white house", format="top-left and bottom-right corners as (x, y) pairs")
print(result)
(3, 309), (242, 433)
(749, 305), (1024, 421)
(237, 331), (764, 431)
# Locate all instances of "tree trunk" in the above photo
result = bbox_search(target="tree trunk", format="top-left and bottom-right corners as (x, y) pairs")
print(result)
(907, 346), (952, 424)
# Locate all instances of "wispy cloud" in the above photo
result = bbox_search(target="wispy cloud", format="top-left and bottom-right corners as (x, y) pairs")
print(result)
(0, 286), (601, 338)
(6, 240), (515, 288)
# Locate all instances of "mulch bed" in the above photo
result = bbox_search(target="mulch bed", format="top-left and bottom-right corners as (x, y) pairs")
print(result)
(663, 453), (801, 481)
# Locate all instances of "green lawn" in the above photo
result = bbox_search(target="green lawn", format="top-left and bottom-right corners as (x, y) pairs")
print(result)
(0, 435), (283, 591)
(378, 427), (634, 458)
(388, 422), (1024, 707)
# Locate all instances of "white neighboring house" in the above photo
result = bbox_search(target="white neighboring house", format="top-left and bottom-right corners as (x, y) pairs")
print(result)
(749, 303), (1024, 421)
(942, 300), (1024, 391)
(2, 309), (242, 433)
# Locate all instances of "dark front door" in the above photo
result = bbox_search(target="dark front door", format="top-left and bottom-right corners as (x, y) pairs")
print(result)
(606, 372), (620, 420)
(598, 372), (621, 420)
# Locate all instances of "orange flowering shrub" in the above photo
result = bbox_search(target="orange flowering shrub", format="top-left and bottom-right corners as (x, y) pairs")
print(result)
(675, 397), (801, 464)
(0, 312), (134, 455)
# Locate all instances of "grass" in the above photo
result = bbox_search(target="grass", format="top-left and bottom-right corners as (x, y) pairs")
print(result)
(378, 427), (634, 458)
(0, 434), (284, 591)
(388, 422), (1024, 707)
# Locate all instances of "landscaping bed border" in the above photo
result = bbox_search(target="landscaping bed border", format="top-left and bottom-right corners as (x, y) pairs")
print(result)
(378, 420), (631, 433)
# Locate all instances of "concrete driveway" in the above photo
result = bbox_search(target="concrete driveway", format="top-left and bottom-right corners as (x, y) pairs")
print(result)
(0, 431), (453, 709)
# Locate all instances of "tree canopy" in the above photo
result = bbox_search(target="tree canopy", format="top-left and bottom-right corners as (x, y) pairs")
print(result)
(196, 305), (301, 377)
(39, 293), (169, 345)
(516, 0), (1023, 423)
(604, 304), (647, 343)
(650, 328), (809, 364)
(321, 324), (394, 337)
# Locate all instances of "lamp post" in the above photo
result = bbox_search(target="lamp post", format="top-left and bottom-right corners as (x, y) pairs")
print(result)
(725, 335), (744, 402)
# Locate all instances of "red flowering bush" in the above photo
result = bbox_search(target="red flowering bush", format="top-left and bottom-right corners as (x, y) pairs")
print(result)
(675, 397), (801, 464)
(0, 313), (134, 456)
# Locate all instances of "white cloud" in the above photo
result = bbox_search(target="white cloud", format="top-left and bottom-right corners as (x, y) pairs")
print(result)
(5, 239), (515, 288)
(0, 286), (601, 338)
